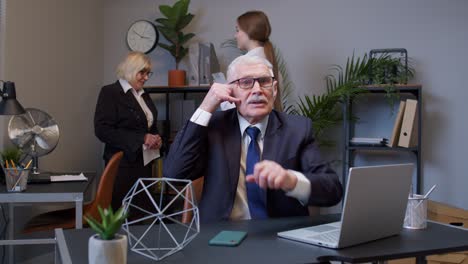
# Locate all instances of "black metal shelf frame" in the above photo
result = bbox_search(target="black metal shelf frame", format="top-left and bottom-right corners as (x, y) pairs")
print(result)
(144, 86), (210, 154)
(342, 85), (422, 194)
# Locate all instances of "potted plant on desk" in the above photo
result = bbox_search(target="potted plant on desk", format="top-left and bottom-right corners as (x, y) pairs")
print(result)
(85, 205), (129, 264)
(0, 147), (22, 184)
(155, 0), (195, 86)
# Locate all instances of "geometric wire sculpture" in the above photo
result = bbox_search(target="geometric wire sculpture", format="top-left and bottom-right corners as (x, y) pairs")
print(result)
(121, 178), (200, 261)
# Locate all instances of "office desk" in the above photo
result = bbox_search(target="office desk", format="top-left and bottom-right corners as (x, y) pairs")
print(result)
(57, 215), (468, 264)
(0, 172), (95, 263)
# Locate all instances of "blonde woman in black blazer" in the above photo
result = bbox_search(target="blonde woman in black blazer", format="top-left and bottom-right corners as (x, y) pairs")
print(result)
(94, 52), (162, 212)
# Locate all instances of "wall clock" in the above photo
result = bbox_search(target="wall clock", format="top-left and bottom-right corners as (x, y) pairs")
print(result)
(126, 20), (159, 54)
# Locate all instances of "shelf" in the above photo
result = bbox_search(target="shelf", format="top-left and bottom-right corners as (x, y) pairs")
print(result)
(145, 86), (210, 155)
(347, 145), (418, 152)
(343, 83), (422, 195)
(358, 84), (422, 94)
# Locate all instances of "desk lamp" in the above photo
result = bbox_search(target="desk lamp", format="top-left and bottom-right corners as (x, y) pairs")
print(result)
(0, 81), (26, 115)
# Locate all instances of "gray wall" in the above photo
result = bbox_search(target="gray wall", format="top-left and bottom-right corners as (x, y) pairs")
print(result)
(103, 0), (468, 209)
(2, 0), (104, 173)
(1, 0), (467, 209)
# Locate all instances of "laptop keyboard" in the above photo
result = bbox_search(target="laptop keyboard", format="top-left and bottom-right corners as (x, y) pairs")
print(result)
(305, 224), (337, 233)
(309, 230), (340, 243)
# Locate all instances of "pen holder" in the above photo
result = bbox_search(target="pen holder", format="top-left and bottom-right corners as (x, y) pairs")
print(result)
(404, 194), (427, 229)
(5, 168), (30, 192)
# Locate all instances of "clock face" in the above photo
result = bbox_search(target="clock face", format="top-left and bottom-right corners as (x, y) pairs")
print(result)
(126, 20), (159, 54)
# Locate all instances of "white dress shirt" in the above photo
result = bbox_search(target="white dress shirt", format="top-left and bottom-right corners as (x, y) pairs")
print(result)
(120, 79), (160, 165)
(119, 79), (153, 128)
(190, 108), (311, 220)
(245, 46), (266, 58)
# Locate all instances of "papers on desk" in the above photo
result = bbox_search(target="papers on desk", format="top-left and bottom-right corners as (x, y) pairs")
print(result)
(50, 173), (88, 182)
(143, 145), (160, 166)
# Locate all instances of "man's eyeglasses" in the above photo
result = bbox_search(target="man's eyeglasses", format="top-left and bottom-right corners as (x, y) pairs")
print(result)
(229, 76), (275, 90)
(139, 70), (153, 78)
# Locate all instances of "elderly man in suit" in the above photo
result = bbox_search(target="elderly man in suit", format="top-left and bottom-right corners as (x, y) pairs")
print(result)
(164, 55), (342, 222)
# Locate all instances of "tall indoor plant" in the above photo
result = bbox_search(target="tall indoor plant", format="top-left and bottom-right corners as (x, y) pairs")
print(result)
(86, 206), (129, 264)
(155, 0), (195, 86)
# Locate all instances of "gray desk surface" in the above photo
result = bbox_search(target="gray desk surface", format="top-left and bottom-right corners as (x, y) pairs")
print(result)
(0, 172), (95, 195)
(60, 215), (468, 264)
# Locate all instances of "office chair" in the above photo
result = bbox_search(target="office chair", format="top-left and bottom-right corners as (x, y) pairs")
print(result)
(22, 151), (123, 233)
(181, 177), (204, 224)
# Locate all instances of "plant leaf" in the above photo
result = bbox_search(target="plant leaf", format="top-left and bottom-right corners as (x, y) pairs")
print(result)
(159, 5), (173, 18)
(157, 26), (178, 44)
(172, 0), (185, 21)
(158, 43), (173, 53)
(179, 0), (190, 15)
(178, 32), (195, 45)
(97, 206), (107, 228)
(176, 47), (188, 63)
(155, 18), (174, 29)
(87, 205), (128, 240)
(177, 14), (194, 31)
(85, 215), (105, 238)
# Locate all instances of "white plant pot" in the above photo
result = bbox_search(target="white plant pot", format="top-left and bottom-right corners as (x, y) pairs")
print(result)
(88, 234), (127, 264)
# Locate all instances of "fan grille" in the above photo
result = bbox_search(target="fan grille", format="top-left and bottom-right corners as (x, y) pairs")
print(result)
(8, 108), (60, 158)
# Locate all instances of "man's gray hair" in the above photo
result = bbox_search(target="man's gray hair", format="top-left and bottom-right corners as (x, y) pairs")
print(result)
(226, 55), (274, 82)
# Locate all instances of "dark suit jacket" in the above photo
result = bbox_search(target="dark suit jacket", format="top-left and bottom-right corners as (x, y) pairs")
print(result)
(94, 81), (159, 164)
(163, 109), (343, 223)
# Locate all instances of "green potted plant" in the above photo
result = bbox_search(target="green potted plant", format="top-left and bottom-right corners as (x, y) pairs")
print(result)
(155, 0), (195, 86)
(86, 206), (129, 264)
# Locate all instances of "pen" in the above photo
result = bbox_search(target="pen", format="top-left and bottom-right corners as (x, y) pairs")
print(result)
(24, 160), (33, 170)
(415, 184), (437, 208)
(10, 160), (18, 174)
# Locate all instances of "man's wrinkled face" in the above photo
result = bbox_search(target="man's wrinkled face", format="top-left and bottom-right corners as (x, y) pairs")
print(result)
(231, 63), (277, 124)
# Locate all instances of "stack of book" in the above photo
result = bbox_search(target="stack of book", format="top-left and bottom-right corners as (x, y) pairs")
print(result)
(350, 137), (388, 146)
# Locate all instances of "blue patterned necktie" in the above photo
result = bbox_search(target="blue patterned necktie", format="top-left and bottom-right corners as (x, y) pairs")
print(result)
(245, 126), (268, 219)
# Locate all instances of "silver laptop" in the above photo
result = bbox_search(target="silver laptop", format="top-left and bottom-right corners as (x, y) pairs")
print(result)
(278, 163), (413, 249)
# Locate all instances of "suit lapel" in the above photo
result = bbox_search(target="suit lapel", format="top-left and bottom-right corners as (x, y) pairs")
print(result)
(263, 111), (283, 163)
(117, 82), (148, 128)
(262, 111), (283, 210)
(117, 82), (140, 111)
(224, 110), (241, 200)
(142, 93), (158, 119)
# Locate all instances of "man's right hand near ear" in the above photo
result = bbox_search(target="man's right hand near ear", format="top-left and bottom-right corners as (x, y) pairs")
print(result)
(199, 83), (241, 113)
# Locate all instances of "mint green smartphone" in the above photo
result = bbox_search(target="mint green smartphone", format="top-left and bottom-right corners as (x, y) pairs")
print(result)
(208, 231), (247, 247)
